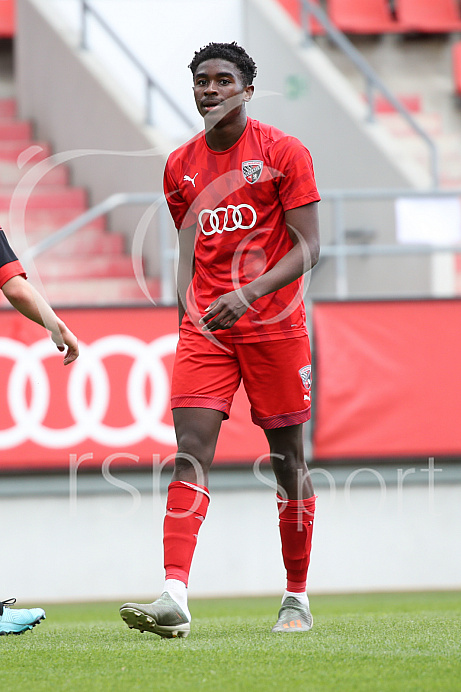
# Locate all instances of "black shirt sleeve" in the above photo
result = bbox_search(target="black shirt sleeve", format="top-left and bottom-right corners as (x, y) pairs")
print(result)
(0, 228), (27, 288)
(0, 228), (19, 268)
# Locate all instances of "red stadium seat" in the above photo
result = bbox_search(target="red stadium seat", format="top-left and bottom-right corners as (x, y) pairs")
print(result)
(277, 0), (325, 35)
(453, 41), (461, 97)
(397, 0), (461, 32)
(0, 0), (14, 38)
(327, 0), (401, 34)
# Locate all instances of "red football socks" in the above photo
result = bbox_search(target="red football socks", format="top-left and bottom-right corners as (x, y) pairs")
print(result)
(163, 481), (210, 586)
(277, 494), (316, 593)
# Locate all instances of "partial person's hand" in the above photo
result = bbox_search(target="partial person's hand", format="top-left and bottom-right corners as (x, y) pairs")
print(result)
(51, 324), (79, 365)
(199, 290), (252, 332)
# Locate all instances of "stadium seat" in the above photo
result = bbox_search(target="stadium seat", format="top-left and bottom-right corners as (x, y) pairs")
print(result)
(397, 0), (461, 33)
(327, 0), (401, 34)
(453, 41), (461, 97)
(277, 0), (325, 35)
(0, 0), (14, 38)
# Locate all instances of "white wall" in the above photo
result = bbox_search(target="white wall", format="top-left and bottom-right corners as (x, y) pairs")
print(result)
(3, 466), (460, 603)
(50, 0), (244, 140)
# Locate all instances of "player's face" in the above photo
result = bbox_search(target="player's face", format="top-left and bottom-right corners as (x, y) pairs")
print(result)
(193, 59), (253, 126)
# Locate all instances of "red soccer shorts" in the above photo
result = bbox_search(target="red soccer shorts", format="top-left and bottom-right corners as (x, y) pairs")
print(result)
(171, 329), (312, 429)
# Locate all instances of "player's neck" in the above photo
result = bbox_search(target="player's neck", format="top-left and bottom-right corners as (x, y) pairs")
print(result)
(204, 113), (248, 152)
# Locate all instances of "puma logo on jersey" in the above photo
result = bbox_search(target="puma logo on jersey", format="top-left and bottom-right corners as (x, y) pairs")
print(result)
(183, 173), (198, 187)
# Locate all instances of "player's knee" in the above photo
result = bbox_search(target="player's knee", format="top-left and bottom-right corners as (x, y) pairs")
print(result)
(175, 431), (214, 471)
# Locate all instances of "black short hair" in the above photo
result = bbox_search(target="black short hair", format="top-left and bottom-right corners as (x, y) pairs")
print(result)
(189, 42), (257, 86)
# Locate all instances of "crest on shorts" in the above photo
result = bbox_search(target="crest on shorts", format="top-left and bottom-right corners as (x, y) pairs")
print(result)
(299, 365), (312, 391)
(242, 160), (263, 184)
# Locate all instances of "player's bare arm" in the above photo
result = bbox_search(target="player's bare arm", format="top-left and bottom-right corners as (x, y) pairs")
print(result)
(2, 275), (79, 365)
(200, 201), (320, 332)
(177, 224), (196, 328)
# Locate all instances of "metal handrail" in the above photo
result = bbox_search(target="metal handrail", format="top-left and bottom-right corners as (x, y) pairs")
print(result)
(320, 187), (461, 298)
(80, 1), (194, 130)
(299, 0), (439, 188)
(21, 192), (176, 304)
(23, 193), (160, 258)
(21, 185), (461, 305)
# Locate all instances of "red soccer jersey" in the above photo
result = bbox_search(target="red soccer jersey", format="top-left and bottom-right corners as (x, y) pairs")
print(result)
(163, 118), (320, 342)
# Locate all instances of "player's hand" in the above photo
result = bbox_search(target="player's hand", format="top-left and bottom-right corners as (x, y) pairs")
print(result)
(199, 290), (251, 331)
(51, 324), (79, 365)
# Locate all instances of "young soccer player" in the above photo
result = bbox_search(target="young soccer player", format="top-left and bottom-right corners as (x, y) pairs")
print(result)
(120, 42), (320, 637)
(0, 228), (78, 635)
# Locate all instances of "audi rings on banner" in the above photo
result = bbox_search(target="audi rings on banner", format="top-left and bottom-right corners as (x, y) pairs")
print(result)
(0, 334), (178, 449)
(198, 204), (257, 235)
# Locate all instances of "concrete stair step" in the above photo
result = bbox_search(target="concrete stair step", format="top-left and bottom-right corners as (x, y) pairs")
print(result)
(18, 227), (125, 255)
(0, 186), (87, 210)
(394, 132), (461, 156)
(365, 93), (423, 114)
(376, 121), (461, 188)
(37, 277), (160, 306)
(378, 112), (443, 138)
(1, 209), (107, 232)
(438, 161), (461, 181)
(410, 156), (461, 182)
(0, 121), (33, 140)
(33, 231), (125, 256)
(14, 225), (108, 241)
(34, 255), (137, 280)
(440, 179), (461, 189)
(0, 99), (17, 119)
(0, 161), (69, 186)
(0, 141), (52, 162)
(389, 137), (459, 167)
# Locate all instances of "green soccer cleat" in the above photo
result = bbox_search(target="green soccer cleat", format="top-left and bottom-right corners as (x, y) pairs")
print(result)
(271, 596), (313, 633)
(0, 598), (46, 636)
(119, 592), (190, 638)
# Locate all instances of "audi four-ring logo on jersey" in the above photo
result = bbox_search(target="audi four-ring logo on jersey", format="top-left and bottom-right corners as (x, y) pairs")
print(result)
(0, 334), (178, 449)
(198, 204), (257, 236)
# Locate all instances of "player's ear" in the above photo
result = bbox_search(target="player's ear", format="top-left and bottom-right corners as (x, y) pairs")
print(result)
(243, 85), (254, 102)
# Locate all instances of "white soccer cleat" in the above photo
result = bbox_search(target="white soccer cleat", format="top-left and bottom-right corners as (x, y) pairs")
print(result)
(120, 592), (190, 638)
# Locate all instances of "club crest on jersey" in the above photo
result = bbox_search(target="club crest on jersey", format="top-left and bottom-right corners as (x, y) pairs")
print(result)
(242, 160), (263, 184)
(299, 365), (312, 391)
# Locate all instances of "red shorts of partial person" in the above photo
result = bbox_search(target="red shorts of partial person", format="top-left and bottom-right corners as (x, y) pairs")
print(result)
(171, 328), (312, 429)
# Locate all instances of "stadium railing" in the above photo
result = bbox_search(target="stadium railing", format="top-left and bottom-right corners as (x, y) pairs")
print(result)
(79, 0), (195, 130)
(22, 192), (176, 305)
(21, 187), (461, 303)
(320, 186), (461, 298)
(453, 41), (461, 98)
(297, 0), (439, 187)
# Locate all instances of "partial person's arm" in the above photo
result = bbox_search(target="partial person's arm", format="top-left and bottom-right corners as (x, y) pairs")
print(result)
(176, 225), (196, 328)
(2, 275), (79, 365)
(200, 202), (320, 332)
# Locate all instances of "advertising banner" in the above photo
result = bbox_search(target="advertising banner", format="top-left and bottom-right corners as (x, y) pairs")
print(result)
(0, 306), (266, 471)
(312, 299), (461, 459)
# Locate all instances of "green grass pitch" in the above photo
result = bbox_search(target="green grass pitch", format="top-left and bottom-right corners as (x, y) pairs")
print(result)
(1, 592), (460, 691)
